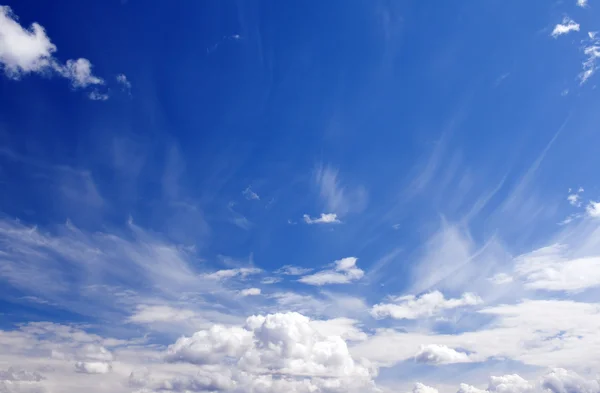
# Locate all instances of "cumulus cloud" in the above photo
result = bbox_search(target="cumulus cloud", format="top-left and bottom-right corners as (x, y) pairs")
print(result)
(371, 291), (482, 320)
(413, 383), (440, 393)
(514, 244), (600, 291)
(414, 344), (472, 365)
(587, 201), (600, 218)
(240, 287), (261, 296)
(0, 6), (56, 76)
(551, 17), (580, 38)
(59, 58), (103, 87)
(457, 370), (594, 393)
(298, 257), (364, 286)
(164, 312), (378, 392)
(303, 213), (341, 224)
(74, 361), (111, 374)
(0, 6), (106, 98)
(577, 0), (589, 7)
(542, 368), (600, 393)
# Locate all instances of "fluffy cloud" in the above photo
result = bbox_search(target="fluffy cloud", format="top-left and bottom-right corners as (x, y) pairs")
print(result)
(371, 291), (482, 320)
(457, 370), (594, 393)
(551, 17), (580, 38)
(74, 361), (111, 374)
(303, 213), (341, 224)
(164, 312), (378, 393)
(413, 383), (440, 393)
(298, 257), (364, 286)
(542, 368), (600, 393)
(414, 344), (471, 365)
(0, 6), (56, 76)
(0, 6), (106, 97)
(514, 244), (600, 291)
(587, 201), (600, 218)
(577, 0), (588, 7)
(240, 287), (261, 296)
(59, 58), (103, 87)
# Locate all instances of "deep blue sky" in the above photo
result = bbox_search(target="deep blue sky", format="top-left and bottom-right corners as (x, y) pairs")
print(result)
(2, 1), (600, 392)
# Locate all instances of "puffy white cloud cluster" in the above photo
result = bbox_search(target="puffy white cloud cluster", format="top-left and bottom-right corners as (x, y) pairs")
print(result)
(453, 369), (598, 393)
(371, 291), (482, 320)
(414, 344), (471, 365)
(162, 312), (378, 393)
(298, 257), (364, 286)
(0, 6), (114, 98)
(413, 369), (599, 393)
(303, 213), (341, 224)
(551, 17), (580, 38)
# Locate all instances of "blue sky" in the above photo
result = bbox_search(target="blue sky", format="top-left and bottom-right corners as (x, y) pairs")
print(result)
(2, 1), (600, 393)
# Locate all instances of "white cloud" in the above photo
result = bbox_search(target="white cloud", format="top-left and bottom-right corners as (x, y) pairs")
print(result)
(242, 186), (260, 200)
(88, 90), (109, 101)
(542, 368), (600, 393)
(164, 312), (378, 392)
(0, 6), (56, 77)
(552, 17), (580, 38)
(298, 257), (364, 286)
(60, 58), (103, 87)
(309, 317), (368, 342)
(203, 267), (262, 280)
(577, 0), (589, 7)
(303, 213), (341, 224)
(116, 73), (131, 89)
(240, 287), (261, 296)
(514, 244), (600, 291)
(587, 201), (600, 218)
(414, 344), (472, 365)
(74, 361), (111, 374)
(567, 187), (584, 207)
(413, 382), (440, 393)
(489, 273), (513, 285)
(0, 368), (43, 382)
(371, 291), (482, 320)
(354, 299), (600, 370)
(275, 265), (313, 275)
(127, 305), (197, 323)
(581, 32), (600, 84)
(314, 164), (367, 216)
(261, 276), (282, 284)
(0, 6), (106, 98)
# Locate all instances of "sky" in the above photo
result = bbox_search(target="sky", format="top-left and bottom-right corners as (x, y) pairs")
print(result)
(1, 1), (600, 392)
